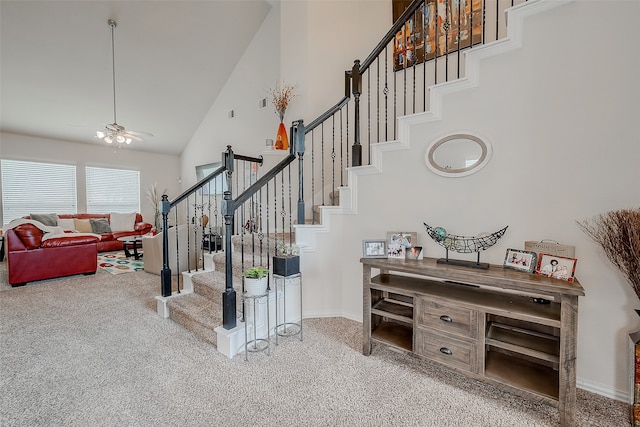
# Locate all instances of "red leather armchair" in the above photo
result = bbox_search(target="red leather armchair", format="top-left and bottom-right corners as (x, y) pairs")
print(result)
(6, 224), (99, 287)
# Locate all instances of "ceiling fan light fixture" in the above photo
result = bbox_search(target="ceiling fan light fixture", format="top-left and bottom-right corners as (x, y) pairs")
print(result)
(95, 19), (148, 146)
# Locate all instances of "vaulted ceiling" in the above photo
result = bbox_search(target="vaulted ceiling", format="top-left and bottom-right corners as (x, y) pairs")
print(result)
(0, 1), (272, 155)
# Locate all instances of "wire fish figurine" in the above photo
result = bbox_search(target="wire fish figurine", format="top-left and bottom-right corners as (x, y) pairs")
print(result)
(424, 223), (508, 253)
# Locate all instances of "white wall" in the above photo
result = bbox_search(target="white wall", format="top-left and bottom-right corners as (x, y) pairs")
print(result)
(180, 2), (282, 189)
(0, 132), (181, 225)
(299, 0), (638, 401)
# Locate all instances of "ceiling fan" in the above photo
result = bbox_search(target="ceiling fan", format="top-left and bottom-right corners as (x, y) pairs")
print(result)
(96, 19), (152, 145)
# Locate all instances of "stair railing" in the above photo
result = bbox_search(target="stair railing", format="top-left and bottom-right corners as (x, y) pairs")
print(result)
(160, 127), (306, 330)
(302, 0), (526, 219)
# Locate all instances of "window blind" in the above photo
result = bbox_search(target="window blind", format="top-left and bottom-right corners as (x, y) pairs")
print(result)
(1, 159), (77, 225)
(86, 166), (140, 214)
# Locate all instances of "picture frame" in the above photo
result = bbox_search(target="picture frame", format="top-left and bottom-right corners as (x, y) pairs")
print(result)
(362, 239), (387, 258)
(503, 248), (537, 273)
(392, 0), (483, 72)
(405, 246), (424, 261)
(535, 253), (578, 282)
(386, 231), (417, 259)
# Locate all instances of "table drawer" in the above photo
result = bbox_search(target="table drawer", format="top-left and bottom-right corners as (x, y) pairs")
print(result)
(416, 298), (478, 339)
(415, 329), (477, 373)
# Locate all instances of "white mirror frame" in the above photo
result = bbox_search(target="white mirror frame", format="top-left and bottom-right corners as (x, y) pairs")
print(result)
(424, 132), (492, 178)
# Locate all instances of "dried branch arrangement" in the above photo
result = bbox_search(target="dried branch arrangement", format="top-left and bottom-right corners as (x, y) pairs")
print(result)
(269, 84), (296, 122)
(577, 208), (640, 300)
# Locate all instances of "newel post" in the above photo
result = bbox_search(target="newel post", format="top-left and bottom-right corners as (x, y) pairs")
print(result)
(292, 119), (306, 226)
(221, 146), (237, 329)
(351, 59), (362, 167)
(160, 194), (172, 297)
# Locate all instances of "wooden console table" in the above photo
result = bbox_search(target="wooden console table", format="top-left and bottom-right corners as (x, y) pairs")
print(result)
(361, 257), (585, 426)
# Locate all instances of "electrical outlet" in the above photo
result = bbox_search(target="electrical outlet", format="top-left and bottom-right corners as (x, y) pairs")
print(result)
(258, 98), (267, 108)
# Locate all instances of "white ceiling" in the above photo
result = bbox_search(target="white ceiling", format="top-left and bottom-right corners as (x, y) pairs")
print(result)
(0, 0), (272, 155)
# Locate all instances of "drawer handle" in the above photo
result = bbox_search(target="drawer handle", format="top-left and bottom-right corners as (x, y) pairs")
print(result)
(439, 347), (452, 355)
(439, 315), (453, 323)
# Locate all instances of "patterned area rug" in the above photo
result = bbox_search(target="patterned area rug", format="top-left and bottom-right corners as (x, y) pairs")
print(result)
(97, 251), (144, 275)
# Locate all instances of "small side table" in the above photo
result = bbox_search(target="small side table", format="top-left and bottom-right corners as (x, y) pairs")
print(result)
(0, 235), (4, 262)
(273, 273), (303, 345)
(242, 291), (270, 361)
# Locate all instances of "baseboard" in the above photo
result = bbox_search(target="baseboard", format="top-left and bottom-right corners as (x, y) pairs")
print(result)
(577, 378), (630, 403)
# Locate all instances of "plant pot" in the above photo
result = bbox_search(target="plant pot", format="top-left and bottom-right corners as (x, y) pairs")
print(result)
(273, 255), (300, 277)
(244, 277), (268, 296)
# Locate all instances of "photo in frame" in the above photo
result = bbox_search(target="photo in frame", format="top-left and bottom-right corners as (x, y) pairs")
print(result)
(535, 253), (578, 282)
(392, 0), (483, 71)
(405, 246), (424, 261)
(503, 248), (537, 273)
(386, 231), (417, 259)
(362, 239), (387, 258)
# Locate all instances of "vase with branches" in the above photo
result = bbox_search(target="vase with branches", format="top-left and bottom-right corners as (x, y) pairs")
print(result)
(146, 183), (167, 233)
(269, 83), (296, 150)
(577, 208), (640, 303)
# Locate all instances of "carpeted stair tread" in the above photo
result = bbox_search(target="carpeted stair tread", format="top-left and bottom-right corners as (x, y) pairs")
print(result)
(166, 293), (220, 346)
(190, 270), (230, 301)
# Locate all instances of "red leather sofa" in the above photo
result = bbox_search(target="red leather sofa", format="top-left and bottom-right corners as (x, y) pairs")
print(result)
(6, 224), (99, 287)
(25, 213), (152, 252)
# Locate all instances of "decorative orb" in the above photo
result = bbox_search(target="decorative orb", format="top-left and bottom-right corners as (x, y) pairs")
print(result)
(434, 227), (447, 241)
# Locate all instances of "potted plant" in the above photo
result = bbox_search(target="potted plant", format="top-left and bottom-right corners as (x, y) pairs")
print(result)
(273, 241), (300, 277)
(243, 266), (269, 296)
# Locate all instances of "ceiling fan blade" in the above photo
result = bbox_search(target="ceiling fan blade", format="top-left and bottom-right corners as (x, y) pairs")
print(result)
(125, 134), (144, 142)
(126, 129), (154, 137)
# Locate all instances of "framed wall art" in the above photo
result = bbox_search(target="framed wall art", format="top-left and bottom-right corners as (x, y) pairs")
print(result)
(535, 254), (578, 282)
(503, 248), (537, 273)
(392, 0), (483, 71)
(362, 239), (387, 258)
(386, 231), (417, 259)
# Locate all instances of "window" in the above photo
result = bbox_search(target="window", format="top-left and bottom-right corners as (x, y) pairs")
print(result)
(86, 166), (140, 213)
(1, 159), (77, 225)
(195, 162), (227, 195)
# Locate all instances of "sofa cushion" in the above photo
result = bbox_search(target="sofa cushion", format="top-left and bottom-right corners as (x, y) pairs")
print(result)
(74, 219), (93, 233)
(30, 213), (59, 226)
(42, 235), (100, 248)
(58, 218), (76, 231)
(90, 218), (112, 234)
(110, 212), (136, 232)
(14, 224), (44, 249)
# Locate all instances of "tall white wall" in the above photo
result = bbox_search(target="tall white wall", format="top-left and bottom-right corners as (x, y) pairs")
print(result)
(300, 0), (638, 401)
(180, 2), (282, 189)
(0, 132), (181, 225)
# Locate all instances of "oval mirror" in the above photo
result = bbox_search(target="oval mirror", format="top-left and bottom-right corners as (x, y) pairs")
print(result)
(424, 133), (492, 177)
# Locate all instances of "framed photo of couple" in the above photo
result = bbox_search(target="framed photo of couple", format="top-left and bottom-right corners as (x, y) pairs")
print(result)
(503, 249), (537, 273)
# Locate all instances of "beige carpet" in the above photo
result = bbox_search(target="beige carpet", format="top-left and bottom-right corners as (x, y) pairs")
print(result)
(0, 262), (630, 426)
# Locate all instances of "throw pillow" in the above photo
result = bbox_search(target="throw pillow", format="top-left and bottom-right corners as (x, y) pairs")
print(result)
(58, 218), (76, 231)
(90, 218), (112, 234)
(73, 218), (93, 233)
(109, 212), (136, 232)
(30, 213), (58, 226)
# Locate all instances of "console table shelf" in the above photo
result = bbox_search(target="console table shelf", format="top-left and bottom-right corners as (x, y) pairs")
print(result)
(361, 257), (584, 426)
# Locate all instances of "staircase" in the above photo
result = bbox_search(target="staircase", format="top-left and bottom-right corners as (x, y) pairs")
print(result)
(157, 0), (554, 358)
(164, 234), (290, 348)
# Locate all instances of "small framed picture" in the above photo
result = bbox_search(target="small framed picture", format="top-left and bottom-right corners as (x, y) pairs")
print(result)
(503, 248), (537, 273)
(405, 246), (424, 261)
(362, 239), (387, 258)
(535, 253), (578, 282)
(386, 231), (417, 259)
